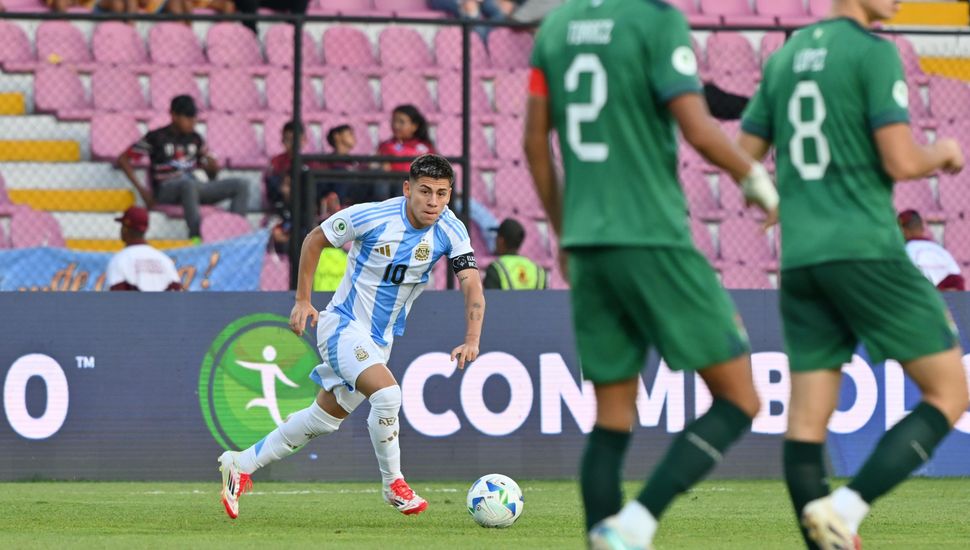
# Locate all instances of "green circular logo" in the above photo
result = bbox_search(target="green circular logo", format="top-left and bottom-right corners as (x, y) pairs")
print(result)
(199, 313), (320, 450)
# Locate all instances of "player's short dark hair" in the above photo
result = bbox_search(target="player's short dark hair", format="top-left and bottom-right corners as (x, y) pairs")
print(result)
(409, 153), (454, 184)
(282, 120), (304, 136)
(326, 124), (352, 148)
(496, 218), (525, 250)
(898, 209), (924, 230)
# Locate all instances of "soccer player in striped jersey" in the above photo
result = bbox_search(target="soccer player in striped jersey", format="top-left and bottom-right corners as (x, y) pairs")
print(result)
(218, 154), (485, 519)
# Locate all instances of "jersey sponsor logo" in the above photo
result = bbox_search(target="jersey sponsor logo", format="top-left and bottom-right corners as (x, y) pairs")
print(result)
(354, 345), (370, 362)
(566, 19), (613, 45)
(893, 80), (909, 108)
(671, 46), (697, 76)
(332, 217), (349, 237)
(376, 244), (393, 257)
(793, 48), (827, 73)
(199, 314), (319, 451)
(414, 242), (431, 262)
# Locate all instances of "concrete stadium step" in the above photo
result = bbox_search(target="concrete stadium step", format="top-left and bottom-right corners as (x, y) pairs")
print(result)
(52, 211), (264, 240)
(0, 140), (80, 162)
(889, 2), (968, 26)
(0, 114), (90, 158)
(920, 57), (970, 81)
(66, 238), (194, 252)
(0, 93), (26, 115)
(8, 189), (135, 212)
(1, 162), (139, 190)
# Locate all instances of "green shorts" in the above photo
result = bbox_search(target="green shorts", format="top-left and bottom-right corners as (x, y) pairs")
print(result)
(781, 260), (958, 372)
(569, 247), (749, 384)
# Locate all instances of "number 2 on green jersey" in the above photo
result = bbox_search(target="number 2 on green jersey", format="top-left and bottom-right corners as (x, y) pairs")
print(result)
(564, 54), (608, 162)
(788, 81), (831, 180)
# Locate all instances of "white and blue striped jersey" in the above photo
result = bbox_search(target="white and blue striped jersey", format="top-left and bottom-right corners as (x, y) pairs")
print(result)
(320, 197), (474, 346)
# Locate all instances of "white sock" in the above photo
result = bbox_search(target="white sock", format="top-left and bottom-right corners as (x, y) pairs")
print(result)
(367, 386), (403, 487)
(235, 401), (343, 474)
(616, 500), (658, 546)
(831, 486), (870, 534)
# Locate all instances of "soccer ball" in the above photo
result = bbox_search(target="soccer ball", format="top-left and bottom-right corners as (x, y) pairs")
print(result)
(466, 473), (524, 528)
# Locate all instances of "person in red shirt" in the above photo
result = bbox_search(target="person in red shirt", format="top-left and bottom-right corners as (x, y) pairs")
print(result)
(377, 104), (435, 173)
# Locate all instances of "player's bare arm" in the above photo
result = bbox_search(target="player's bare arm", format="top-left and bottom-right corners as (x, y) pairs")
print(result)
(875, 123), (965, 181)
(523, 94), (562, 239)
(289, 226), (333, 336)
(671, 94), (779, 220)
(116, 152), (155, 209)
(452, 265), (485, 370)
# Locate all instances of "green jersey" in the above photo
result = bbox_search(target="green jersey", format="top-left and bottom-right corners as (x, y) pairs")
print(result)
(741, 18), (911, 269)
(530, 0), (703, 248)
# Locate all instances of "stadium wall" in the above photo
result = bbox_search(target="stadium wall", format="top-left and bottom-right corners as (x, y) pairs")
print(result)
(1, 291), (969, 481)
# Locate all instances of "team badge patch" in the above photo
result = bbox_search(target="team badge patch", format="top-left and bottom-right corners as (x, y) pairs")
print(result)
(354, 346), (370, 362)
(672, 46), (697, 76)
(332, 217), (348, 237)
(893, 80), (909, 109)
(414, 242), (431, 262)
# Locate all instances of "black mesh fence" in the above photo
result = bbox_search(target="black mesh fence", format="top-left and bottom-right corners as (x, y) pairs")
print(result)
(0, 12), (968, 291)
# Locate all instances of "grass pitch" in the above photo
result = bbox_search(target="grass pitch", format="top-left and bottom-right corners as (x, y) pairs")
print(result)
(1, 479), (968, 549)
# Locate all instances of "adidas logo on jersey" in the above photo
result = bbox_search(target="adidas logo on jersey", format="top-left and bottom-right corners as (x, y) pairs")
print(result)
(376, 244), (392, 257)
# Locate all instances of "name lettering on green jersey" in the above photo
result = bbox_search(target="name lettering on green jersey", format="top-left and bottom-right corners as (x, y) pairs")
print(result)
(793, 48), (828, 73)
(566, 20), (614, 45)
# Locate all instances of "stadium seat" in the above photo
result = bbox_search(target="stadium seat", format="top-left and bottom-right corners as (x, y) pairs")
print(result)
(0, 21), (36, 72)
(322, 26), (380, 73)
(200, 210), (253, 242)
(682, 167), (725, 222)
(206, 23), (268, 75)
(757, 0), (812, 25)
(346, 117), (377, 155)
(721, 264), (772, 289)
(893, 36), (928, 84)
(430, 257), (447, 290)
(435, 116), (494, 166)
(494, 115), (524, 163)
(668, 0), (720, 25)
(149, 23), (208, 72)
(438, 71), (492, 116)
(434, 27), (489, 72)
(206, 114), (267, 169)
(944, 219), (970, 263)
(208, 69), (265, 118)
(514, 218), (553, 269)
(150, 67), (205, 113)
(260, 253), (290, 290)
(36, 21), (96, 73)
(90, 113), (141, 161)
(760, 32), (785, 66)
(381, 71), (436, 114)
(809, 0), (832, 16)
(894, 179), (943, 220)
(265, 68), (321, 115)
(718, 217), (773, 267)
(147, 111), (173, 131)
(702, 0), (773, 26)
(710, 72), (758, 97)
(929, 77), (970, 122)
(493, 166), (543, 219)
(706, 32), (759, 76)
(264, 24), (323, 74)
(691, 218), (718, 263)
(379, 27), (436, 74)
(33, 66), (92, 118)
(91, 68), (153, 118)
(324, 70), (379, 115)
(493, 69), (528, 116)
(92, 22), (151, 72)
(487, 28), (533, 70)
(938, 173), (970, 219)
(10, 208), (65, 248)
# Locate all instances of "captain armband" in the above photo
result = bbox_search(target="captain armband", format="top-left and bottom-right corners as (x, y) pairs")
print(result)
(451, 253), (478, 274)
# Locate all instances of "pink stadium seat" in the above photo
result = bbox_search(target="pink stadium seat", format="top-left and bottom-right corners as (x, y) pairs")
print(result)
(488, 28), (533, 70)
(381, 71), (435, 114)
(92, 68), (153, 118)
(809, 0), (832, 16)
(701, 0), (773, 26)
(892, 36), (927, 83)
(379, 27), (434, 72)
(206, 23), (268, 74)
(200, 210), (253, 242)
(515, 219), (553, 269)
(493, 69), (528, 115)
(456, 167), (492, 206)
(691, 218), (717, 263)
(493, 166), (543, 219)
(264, 114), (292, 158)
(309, 0), (372, 15)
(260, 253), (290, 290)
(345, 117), (376, 155)
(149, 23), (208, 72)
(91, 113), (141, 161)
(266, 69), (321, 115)
(10, 208), (65, 248)
(206, 114), (267, 169)
(937, 173), (970, 218)
(494, 115), (524, 163)
(718, 217), (773, 267)
(710, 72), (758, 97)
(755, 0), (809, 24)
(374, 0), (444, 17)
(35, 21), (95, 73)
(324, 70), (379, 114)
(894, 179), (942, 219)
(264, 24), (319, 67)
(147, 111), (173, 131)
(0, 21), (35, 71)
(92, 22), (151, 71)
(760, 32), (785, 65)
(438, 71), (492, 116)
(721, 265), (772, 289)
(706, 32), (758, 75)
(682, 168), (724, 221)
(548, 262), (568, 289)
(208, 69), (265, 116)
(469, 222), (492, 259)
(929, 77), (970, 122)
(33, 66), (91, 117)
(323, 26), (380, 72)
(150, 68), (205, 112)
(434, 27), (489, 72)
(435, 116), (494, 165)
(944, 219), (970, 263)
(667, 0), (720, 26)
(718, 172), (765, 219)
(430, 257), (448, 290)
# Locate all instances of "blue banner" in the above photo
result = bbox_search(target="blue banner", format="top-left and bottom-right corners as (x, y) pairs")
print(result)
(0, 229), (271, 291)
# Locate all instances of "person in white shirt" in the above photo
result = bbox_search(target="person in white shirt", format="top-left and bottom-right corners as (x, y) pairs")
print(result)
(218, 154), (486, 520)
(898, 209), (965, 291)
(106, 206), (183, 292)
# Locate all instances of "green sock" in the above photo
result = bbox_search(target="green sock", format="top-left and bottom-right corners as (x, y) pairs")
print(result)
(637, 398), (751, 519)
(848, 402), (950, 503)
(783, 440), (829, 550)
(581, 425), (630, 531)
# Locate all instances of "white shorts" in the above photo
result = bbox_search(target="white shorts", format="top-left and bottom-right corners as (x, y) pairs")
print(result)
(309, 311), (392, 394)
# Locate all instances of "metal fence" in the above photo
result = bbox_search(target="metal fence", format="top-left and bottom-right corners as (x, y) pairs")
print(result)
(0, 12), (968, 291)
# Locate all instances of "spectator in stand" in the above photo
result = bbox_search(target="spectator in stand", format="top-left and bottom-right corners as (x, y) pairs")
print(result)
(898, 209), (965, 291)
(117, 95), (250, 242)
(483, 218), (547, 290)
(429, 0), (514, 20)
(106, 206), (183, 292)
(191, 0), (235, 13)
(378, 105), (435, 173)
(321, 123), (356, 205)
(314, 247), (349, 292)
